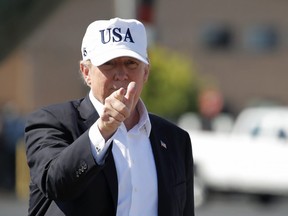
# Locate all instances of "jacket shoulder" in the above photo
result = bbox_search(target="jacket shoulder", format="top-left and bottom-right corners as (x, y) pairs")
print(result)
(42, 98), (83, 114)
(28, 98), (83, 119)
(149, 113), (187, 134)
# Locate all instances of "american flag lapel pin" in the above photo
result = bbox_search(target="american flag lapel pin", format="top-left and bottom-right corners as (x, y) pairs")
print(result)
(160, 140), (167, 149)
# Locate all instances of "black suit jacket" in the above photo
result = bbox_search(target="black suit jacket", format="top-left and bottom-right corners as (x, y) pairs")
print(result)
(25, 96), (194, 216)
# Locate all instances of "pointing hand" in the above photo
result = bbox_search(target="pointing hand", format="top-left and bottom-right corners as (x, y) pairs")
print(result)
(97, 82), (137, 140)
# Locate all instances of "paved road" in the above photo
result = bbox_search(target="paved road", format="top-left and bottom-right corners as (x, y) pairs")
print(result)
(196, 193), (288, 216)
(1, 192), (288, 216)
(0, 193), (28, 216)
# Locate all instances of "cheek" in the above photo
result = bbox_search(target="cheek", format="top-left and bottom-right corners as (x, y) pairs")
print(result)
(141, 71), (149, 85)
(134, 70), (148, 94)
(135, 81), (145, 98)
(91, 76), (111, 102)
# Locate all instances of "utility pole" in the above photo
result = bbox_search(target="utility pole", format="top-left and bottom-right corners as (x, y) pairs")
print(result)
(114, 0), (136, 19)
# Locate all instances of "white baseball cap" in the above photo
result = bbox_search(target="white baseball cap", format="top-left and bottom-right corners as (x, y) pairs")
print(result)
(81, 17), (149, 66)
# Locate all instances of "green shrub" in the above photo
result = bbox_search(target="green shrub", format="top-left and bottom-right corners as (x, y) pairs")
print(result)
(142, 45), (200, 120)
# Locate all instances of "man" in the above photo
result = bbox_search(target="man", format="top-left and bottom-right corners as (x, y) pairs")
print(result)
(25, 17), (194, 216)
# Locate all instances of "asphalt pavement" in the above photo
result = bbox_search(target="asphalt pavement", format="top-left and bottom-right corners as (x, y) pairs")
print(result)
(196, 193), (288, 216)
(0, 192), (28, 216)
(1, 191), (288, 216)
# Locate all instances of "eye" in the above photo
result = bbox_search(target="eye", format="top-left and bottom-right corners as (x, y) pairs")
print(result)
(124, 59), (139, 69)
(101, 60), (116, 70)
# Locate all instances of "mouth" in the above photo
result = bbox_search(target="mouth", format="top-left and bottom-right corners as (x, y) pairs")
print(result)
(112, 84), (127, 91)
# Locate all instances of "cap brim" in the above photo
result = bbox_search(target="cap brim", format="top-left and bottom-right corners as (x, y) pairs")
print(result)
(89, 49), (148, 66)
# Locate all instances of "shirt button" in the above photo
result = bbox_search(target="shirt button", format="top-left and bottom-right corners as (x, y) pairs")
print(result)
(96, 146), (101, 152)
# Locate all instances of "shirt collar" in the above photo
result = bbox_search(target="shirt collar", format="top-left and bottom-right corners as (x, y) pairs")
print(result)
(88, 90), (151, 136)
(89, 90), (103, 115)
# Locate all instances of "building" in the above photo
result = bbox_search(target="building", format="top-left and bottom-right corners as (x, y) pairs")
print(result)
(1, 0), (288, 114)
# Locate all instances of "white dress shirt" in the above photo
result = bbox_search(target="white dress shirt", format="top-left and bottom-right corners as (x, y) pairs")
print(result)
(88, 91), (158, 216)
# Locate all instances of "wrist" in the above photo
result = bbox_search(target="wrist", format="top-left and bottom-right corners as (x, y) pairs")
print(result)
(96, 119), (117, 141)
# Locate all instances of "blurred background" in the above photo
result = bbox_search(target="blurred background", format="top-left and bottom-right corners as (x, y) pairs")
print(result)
(1, 0), (288, 215)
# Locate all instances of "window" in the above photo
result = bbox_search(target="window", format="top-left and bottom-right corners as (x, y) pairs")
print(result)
(201, 24), (233, 50)
(244, 25), (279, 52)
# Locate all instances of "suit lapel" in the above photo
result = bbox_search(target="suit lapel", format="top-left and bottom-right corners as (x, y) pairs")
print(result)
(103, 147), (118, 209)
(149, 122), (173, 216)
(77, 95), (118, 209)
(78, 95), (99, 129)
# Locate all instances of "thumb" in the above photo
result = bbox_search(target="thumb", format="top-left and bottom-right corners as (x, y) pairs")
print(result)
(124, 81), (137, 103)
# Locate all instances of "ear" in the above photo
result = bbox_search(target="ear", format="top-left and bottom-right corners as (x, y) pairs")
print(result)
(80, 62), (91, 85)
(143, 64), (150, 83)
(80, 62), (89, 76)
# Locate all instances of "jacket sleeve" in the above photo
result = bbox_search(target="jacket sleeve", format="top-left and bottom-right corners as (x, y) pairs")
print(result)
(25, 107), (106, 201)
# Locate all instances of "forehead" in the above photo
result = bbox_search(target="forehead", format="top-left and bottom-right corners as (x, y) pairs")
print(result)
(105, 56), (141, 62)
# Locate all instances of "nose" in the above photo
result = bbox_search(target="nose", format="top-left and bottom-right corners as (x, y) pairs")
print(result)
(114, 66), (128, 81)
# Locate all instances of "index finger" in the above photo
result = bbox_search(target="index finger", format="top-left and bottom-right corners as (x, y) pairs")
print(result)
(113, 87), (126, 102)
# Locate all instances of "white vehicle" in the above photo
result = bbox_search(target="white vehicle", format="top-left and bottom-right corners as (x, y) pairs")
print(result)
(187, 106), (288, 205)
